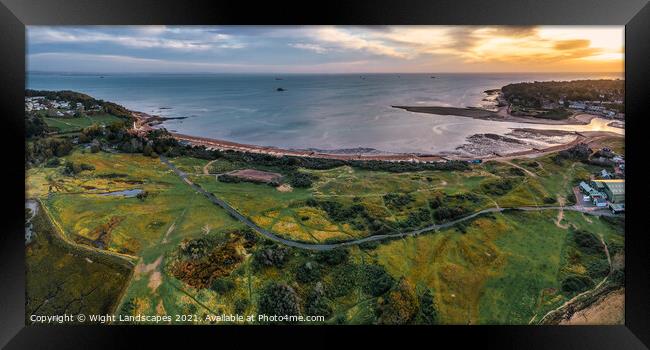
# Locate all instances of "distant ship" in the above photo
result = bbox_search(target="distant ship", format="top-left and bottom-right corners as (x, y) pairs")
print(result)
(275, 77), (283, 80)
(276, 87), (286, 92)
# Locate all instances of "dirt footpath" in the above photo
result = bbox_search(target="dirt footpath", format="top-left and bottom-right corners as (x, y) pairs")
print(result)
(560, 288), (625, 325)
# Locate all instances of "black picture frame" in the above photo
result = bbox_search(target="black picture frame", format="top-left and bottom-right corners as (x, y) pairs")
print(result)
(1, 0), (648, 348)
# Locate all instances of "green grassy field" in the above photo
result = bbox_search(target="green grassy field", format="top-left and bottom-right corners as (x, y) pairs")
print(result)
(27, 151), (244, 323)
(367, 209), (620, 324)
(29, 151), (239, 255)
(43, 113), (125, 133)
(189, 157), (569, 244)
(510, 155), (599, 204)
(25, 135), (625, 324)
(169, 157), (211, 174)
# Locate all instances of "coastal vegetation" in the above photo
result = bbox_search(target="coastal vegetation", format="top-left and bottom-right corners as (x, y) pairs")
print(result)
(502, 80), (624, 109)
(26, 202), (132, 323)
(24, 89), (625, 325)
(26, 89), (134, 119)
(501, 80), (624, 120)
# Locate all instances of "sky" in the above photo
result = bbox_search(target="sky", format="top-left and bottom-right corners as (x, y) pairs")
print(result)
(27, 26), (624, 74)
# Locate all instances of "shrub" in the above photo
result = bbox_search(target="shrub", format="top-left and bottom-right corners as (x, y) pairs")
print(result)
(217, 174), (242, 183)
(383, 193), (414, 209)
(418, 289), (438, 325)
(179, 237), (213, 260)
(433, 206), (468, 222)
(324, 264), (357, 298)
(120, 298), (136, 316)
(314, 249), (349, 265)
(561, 275), (594, 295)
(237, 227), (258, 248)
(62, 161), (81, 175)
(289, 172), (316, 188)
(360, 265), (394, 297)
(573, 230), (603, 255)
(253, 244), (290, 268)
(45, 158), (61, 167)
(586, 259), (610, 279)
(295, 261), (320, 283)
(25, 114), (48, 138)
(609, 269), (624, 286)
(429, 195), (442, 209)
(543, 197), (556, 204)
(136, 191), (148, 201)
(143, 144), (154, 157)
(305, 282), (331, 318)
(234, 298), (249, 314)
(557, 143), (592, 161)
(377, 279), (419, 325)
(210, 277), (235, 294)
(172, 238), (243, 289)
(509, 167), (526, 176)
(257, 282), (300, 319)
(480, 178), (515, 196)
(399, 207), (432, 230)
(80, 163), (95, 171)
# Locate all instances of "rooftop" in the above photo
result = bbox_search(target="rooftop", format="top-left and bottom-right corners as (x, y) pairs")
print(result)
(603, 181), (625, 195)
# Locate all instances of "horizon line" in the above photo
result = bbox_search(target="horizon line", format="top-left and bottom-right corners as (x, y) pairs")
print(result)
(27, 70), (625, 75)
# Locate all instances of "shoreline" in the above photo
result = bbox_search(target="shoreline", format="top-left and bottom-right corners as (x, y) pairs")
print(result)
(392, 105), (603, 126)
(132, 110), (621, 163)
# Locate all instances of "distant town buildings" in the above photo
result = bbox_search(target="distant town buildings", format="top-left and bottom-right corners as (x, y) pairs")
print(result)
(566, 100), (623, 119)
(25, 96), (101, 116)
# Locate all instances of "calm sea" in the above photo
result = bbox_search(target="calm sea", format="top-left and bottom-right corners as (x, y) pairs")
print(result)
(27, 72), (623, 154)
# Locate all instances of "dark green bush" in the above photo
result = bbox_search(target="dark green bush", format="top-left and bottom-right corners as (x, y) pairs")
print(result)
(253, 244), (290, 268)
(360, 265), (394, 297)
(295, 261), (320, 283)
(324, 264), (357, 298)
(561, 275), (594, 294)
(573, 230), (603, 255)
(210, 277), (235, 294)
(383, 193), (414, 209)
(586, 259), (610, 279)
(481, 178), (515, 196)
(257, 282), (300, 319)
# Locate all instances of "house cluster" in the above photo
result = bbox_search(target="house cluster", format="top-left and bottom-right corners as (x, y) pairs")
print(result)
(578, 179), (625, 214)
(25, 96), (102, 117)
(593, 147), (625, 178)
(25, 96), (49, 112)
(566, 100), (624, 119)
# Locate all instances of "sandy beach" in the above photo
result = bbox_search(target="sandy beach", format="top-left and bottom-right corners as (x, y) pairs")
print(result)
(171, 132), (448, 162)
(132, 109), (621, 163)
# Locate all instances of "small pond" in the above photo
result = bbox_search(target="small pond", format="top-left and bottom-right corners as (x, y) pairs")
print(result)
(99, 189), (144, 198)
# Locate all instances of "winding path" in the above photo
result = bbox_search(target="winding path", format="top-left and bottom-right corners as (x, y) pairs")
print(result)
(161, 156), (617, 251)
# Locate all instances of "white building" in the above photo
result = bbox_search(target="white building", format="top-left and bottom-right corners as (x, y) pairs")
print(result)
(569, 102), (586, 110)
